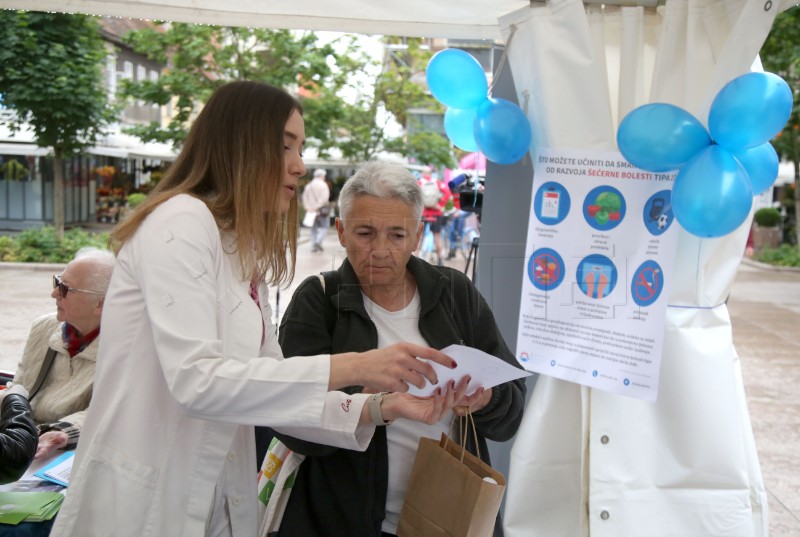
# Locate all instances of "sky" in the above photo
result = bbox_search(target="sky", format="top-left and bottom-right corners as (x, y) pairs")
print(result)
(313, 31), (404, 138)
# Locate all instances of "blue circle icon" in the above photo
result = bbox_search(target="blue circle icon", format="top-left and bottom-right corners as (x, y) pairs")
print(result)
(623, 378), (630, 386)
(643, 190), (674, 236)
(534, 181), (571, 225)
(576, 254), (618, 299)
(592, 370), (598, 377)
(583, 186), (626, 230)
(550, 360), (556, 367)
(631, 260), (664, 307)
(528, 248), (565, 291)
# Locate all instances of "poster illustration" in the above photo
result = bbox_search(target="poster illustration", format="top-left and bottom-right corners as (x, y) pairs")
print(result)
(516, 147), (680, 401)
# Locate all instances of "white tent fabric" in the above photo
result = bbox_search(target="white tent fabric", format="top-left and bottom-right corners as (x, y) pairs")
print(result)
(498, 1), (778, 536)
(4, 0), (792, 39)
(0, 0), (532, 39)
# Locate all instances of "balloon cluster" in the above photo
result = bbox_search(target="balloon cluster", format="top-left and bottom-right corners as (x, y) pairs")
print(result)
(427, 49), (532, 165)
(617, 72), (792, 238)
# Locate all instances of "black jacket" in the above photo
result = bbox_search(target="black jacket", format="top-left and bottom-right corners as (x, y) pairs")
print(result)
(0, 393), (39, 484)
(271, 256), (526, 537)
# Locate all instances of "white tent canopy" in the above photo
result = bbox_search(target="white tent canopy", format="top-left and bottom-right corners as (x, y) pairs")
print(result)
(1, 0), (794, 38)
(0, 0), (524, 39)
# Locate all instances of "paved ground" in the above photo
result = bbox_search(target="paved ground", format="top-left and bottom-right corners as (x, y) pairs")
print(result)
(727, 261), (800, 536)
(0, 231), (797, 535)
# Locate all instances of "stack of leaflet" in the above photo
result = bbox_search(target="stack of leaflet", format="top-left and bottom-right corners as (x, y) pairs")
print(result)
(0, 491), (64, 524)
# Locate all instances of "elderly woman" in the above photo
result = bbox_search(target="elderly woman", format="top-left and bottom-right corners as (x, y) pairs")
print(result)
(271, 161), (527, 537)
(9, 247), (115, 461)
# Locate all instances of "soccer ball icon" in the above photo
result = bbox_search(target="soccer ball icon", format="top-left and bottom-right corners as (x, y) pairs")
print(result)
(657, 213), (669, 230)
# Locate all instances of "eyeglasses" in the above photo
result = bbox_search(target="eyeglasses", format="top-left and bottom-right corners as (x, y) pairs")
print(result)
(53, 274), (103, 299)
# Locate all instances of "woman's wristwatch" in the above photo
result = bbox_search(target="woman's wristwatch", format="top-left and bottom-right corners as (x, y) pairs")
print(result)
(367, 392), (394, 426)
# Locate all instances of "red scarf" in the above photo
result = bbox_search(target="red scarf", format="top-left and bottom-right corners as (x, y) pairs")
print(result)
(62, 323), (100, 357)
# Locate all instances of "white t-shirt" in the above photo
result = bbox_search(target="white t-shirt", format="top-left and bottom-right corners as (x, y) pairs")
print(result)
(362, 290), (452, 535)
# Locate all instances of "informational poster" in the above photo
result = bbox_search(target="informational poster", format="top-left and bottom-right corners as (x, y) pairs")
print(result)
(516, 148), (680, 401)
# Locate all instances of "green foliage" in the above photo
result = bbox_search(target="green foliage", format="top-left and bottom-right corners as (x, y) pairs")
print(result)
(0, 159), (30, 181)
(754, 244), (800, 267)
(377, 38), (440, 127)
(119, 24), (359, 149)
(126, 193), (148, 208)
(384, 131), (455, 169)
(761, 7), (800, 166)
(0, 11), (117, 156)
(754, 207), (782, 227)
(0, 227), (109, 263)
(761, 7), (800, 246)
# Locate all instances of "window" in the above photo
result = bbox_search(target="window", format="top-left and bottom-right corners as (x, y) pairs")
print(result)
(106, 56), (117, 96)
(123, 61), (133, 80)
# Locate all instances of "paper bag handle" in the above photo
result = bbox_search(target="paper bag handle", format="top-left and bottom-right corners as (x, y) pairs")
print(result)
(446, 411), (481, 463)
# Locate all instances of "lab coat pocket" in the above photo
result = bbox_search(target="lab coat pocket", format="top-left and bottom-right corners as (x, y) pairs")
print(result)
(73, 442), (161, 534)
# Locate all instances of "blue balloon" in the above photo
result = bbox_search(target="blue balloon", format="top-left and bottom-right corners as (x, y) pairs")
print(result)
(617, 103), (711, 172)
(733, 142), (779, 195)
(708, 72), (793, 151)
(474, 98), (532, 165)
(672, 145), (753, 238)
(426, 49), (488, 109)
(444, 107), (479, 152)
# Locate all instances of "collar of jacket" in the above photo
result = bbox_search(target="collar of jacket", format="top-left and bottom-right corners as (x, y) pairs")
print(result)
(331, 256), (450, 319)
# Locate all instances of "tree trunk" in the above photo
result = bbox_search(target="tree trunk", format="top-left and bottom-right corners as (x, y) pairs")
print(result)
(53, 146), (65, 241)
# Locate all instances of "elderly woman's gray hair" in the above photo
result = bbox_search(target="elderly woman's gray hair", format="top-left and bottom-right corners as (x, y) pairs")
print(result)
(338, 161), (424, 223)
(72, 247), (116, 295)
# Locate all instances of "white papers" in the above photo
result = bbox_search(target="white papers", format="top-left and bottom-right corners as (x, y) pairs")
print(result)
(33, 451), (74, 487)
(407, 344), (532, 397)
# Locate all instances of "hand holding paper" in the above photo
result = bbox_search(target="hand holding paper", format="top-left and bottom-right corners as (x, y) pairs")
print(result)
(407, 344), (532, 397)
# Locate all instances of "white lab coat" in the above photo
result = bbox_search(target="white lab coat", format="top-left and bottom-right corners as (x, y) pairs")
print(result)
(51, 195), (373, 537)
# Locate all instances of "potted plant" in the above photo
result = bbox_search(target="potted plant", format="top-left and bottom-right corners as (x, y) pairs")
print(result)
(126, 193), (147, 209)
(752, 207), (782, 251)
(117, 192), (147, 222)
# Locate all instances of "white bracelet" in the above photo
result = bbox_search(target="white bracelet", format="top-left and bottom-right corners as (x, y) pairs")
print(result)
(367, 392), (393, 426)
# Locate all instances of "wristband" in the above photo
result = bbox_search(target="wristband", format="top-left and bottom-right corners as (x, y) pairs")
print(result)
(367, 392), (393, 426)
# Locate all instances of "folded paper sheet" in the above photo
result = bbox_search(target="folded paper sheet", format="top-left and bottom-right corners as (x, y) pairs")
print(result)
(407, 344), (531, 397)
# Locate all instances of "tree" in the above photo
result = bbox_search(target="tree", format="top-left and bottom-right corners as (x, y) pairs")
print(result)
(119, 24), (360, 149)
(761, 6), (800, 247)
(0, 11), (116, 239)
(121, 26), (455, 168)
(377, 37), (454, 169)
(385, 131), (455, 169)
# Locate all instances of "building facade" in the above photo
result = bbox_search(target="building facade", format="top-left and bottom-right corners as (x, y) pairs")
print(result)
(0, 17), (173, 230)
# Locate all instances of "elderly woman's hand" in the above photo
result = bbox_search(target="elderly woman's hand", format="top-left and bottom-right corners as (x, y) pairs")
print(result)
(443, 375), (492, 416)
(453, 386), (492, 416)
(379, 374), (473, 425)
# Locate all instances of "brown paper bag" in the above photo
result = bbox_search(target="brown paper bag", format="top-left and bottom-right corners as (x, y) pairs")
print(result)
(397, 416), (506, 537)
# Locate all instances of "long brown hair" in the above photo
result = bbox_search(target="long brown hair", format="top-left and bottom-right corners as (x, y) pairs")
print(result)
(111, 81), (299, 286)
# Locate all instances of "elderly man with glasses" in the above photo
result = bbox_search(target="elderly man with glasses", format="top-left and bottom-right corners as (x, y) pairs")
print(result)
(7, 247), (114, 462)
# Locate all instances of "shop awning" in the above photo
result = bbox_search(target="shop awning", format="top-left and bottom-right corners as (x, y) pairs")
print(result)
(0, 143), (50, 156)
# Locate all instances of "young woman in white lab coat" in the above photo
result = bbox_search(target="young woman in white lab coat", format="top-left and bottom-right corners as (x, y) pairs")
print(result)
(50, 81), (463, 537)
